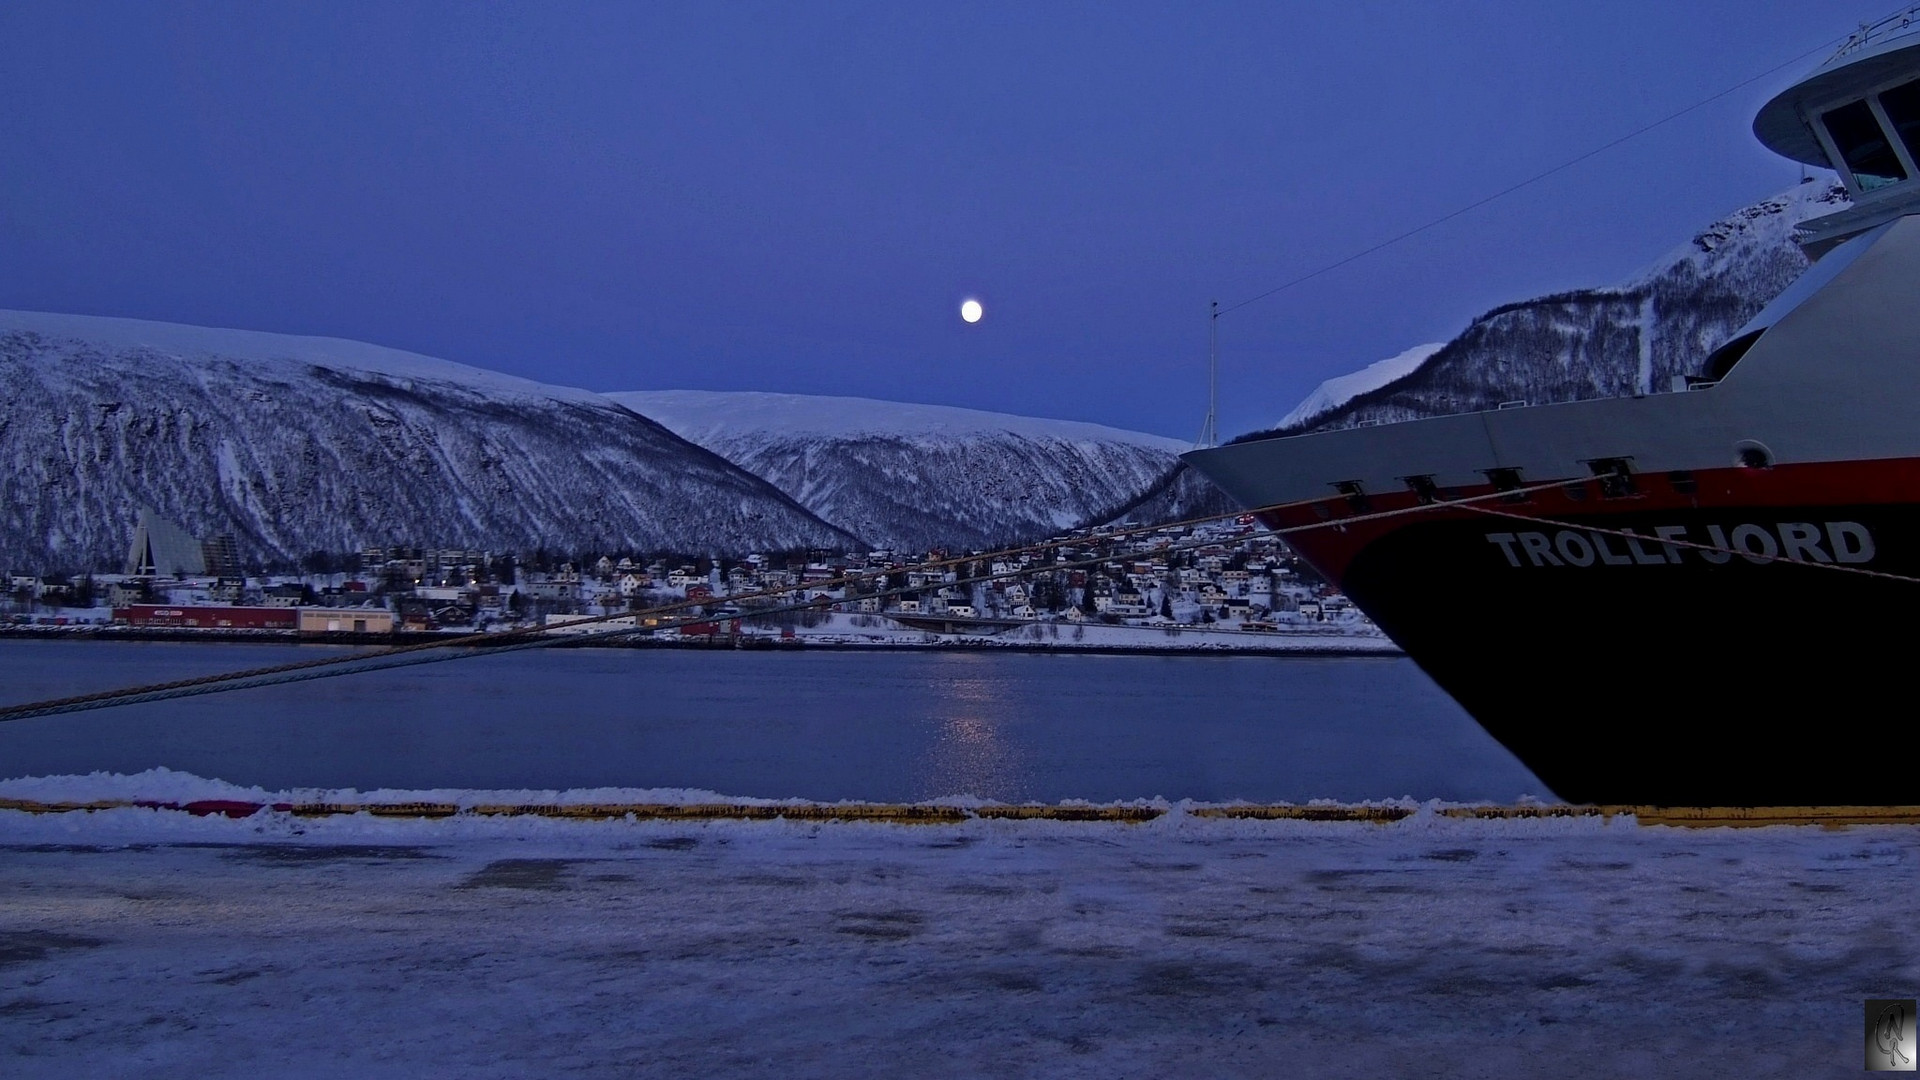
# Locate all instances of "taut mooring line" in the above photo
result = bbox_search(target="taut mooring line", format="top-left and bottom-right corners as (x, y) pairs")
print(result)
(0, 479), (1592, 723)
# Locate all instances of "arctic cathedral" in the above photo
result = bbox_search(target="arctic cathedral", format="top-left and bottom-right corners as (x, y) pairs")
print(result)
(125, 509), (239, 578)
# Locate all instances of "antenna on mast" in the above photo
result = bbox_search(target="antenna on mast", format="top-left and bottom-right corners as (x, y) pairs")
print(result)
(1196, 300), (1220, 448)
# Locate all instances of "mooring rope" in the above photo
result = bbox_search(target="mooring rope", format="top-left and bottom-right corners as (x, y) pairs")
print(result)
(10, 474), (1909, 722)
(0, 494), (1303, 721)
(0, 496), (1313, 722)
(0, 479), (1583, 722)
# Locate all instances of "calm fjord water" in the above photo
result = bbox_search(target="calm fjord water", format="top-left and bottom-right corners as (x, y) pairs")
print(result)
(0, 640), (1544, 803)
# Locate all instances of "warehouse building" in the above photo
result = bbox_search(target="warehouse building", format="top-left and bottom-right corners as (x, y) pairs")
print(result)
(297, 609), (396, 634)
(114, 606), (297, 630)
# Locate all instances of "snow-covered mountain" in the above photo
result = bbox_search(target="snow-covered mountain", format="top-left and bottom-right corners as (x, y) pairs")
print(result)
(609, 390), (1206, 552)
(1260, 179), (1849, 436)
(0, 311), (859, 573)
(1278, 343), (1445, 429)
(1090, 462), (1242, 532)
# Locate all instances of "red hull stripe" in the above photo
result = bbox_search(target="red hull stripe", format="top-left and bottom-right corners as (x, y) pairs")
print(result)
(1259, 458), (1920, 581)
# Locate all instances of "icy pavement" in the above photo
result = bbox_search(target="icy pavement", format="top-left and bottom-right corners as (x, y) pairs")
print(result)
(2, 803), (1915, 1077)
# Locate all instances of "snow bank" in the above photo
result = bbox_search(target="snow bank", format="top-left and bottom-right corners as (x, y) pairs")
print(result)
(0, 783), (1907, 1078)
(0, 767), (805, 811)
(767, 613), (1399, 653)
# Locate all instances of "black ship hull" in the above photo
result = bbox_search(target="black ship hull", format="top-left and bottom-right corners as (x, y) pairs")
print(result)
(1259, 460), (1920, 806)
(1188, 179), (1920, 806)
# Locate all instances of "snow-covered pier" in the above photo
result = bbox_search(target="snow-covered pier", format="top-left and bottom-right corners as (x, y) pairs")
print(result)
(2, 784), (1912, 1076)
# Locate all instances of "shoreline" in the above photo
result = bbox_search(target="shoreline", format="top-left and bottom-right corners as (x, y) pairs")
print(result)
(0, 623), (1403, 658)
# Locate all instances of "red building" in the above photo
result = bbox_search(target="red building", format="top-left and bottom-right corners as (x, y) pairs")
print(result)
(114, 605), (298, 630)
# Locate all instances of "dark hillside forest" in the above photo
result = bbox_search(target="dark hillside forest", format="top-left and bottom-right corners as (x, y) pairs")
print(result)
(1247, 180), (1848, 439)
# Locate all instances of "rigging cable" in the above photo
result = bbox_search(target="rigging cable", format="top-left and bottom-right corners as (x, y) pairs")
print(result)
(1213, 8), (1917, 318)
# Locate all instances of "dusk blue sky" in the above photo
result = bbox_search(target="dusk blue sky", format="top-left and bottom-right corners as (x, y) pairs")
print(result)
(0, 1), (1895, 439)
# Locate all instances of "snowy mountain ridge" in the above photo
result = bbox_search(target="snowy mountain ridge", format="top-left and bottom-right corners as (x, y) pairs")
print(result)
(0, 310), (608, 406)
(0, 311), (859, 572)
(0, 311), (1221, 571)
(611, 390), (1188, 451)
(613, 389), (1206, 553)
(1258, 179), (1850, 436)
(1277, 343), (1444, 430)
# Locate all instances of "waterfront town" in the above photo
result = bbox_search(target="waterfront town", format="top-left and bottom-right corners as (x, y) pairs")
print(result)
(1, 510), (1377, 646)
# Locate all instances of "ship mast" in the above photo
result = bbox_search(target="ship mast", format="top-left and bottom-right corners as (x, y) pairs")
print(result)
(1197, 299), (1219, 448)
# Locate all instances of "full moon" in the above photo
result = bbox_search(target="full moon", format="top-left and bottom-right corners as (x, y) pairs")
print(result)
(959, 299), (983, 323)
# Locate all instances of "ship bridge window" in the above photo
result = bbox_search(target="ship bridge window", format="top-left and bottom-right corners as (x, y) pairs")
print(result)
(1822, 99), (1908, 191)
(1879, 79), (1920, 166)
